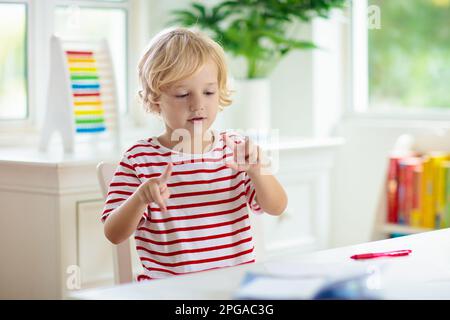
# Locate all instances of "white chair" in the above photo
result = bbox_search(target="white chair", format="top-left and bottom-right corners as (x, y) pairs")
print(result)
(97, 162), (134, 284)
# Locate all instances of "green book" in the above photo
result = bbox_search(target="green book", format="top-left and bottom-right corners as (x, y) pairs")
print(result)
(445, 162), (450, 228)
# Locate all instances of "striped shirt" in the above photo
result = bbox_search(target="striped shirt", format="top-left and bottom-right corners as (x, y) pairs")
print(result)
(101, 129), (263, 281)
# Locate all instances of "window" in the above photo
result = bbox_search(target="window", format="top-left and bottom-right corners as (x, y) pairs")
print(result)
(0, 3), (27, 120)
(0, 0), (129, 125)
(352, 0), (450, 115)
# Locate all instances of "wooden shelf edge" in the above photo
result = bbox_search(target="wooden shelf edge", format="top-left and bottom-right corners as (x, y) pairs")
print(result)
(379, 223), (434, 235)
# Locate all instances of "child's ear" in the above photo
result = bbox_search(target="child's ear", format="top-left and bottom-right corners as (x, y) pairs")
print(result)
(151, 101), (162, 114)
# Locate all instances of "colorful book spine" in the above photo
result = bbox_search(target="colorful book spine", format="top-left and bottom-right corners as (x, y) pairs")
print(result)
(397, 161), (407, 224)
(444, 162), (450, 229)
(386, 156), (401, 223)
(385, 151), (450, 232)
(411, 165), (423, 227)
(398, 158), (422, 225)
(429, 153), (449, 228)
(421, 156), (434, 228)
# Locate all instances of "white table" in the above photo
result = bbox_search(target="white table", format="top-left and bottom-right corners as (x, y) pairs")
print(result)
(68, 228), (450, 300)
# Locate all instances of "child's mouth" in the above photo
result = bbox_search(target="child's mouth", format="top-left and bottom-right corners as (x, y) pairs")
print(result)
(188, 117), (206, 123)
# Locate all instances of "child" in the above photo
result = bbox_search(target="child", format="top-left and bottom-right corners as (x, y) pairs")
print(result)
(101, 27), (287, 281)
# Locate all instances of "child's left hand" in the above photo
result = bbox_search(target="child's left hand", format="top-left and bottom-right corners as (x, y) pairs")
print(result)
(224, 134), (267, 176)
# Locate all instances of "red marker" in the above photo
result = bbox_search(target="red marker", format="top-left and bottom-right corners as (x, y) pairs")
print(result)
(350, 249), (412, 260)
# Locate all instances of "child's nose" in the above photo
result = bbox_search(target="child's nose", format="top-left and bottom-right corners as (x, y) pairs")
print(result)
(189, 93), (205, 111)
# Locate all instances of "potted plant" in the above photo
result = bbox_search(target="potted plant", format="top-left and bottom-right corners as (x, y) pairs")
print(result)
(169, 0), (347, 131)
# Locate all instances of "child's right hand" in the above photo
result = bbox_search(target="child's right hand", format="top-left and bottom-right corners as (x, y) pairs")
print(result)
(136, 162), (173, 213)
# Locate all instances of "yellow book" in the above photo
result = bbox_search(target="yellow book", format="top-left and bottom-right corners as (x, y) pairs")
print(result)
(421, 156), (433, 228)
(444, 162), (450, 229)
(436, 161), (447, 228)
(429, 152), (450, 228)
(410, 165), (423, 227)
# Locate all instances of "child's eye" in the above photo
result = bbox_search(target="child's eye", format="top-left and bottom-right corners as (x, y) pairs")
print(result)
(175, 92), (215, 98)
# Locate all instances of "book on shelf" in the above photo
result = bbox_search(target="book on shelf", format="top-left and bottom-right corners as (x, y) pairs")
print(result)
(444, 162), (450, 228)
(386, 155), (402, 223)
(430, 153), (449, 228)
(421, 155), (434, 229)
(385, 151), (450, 233)
(411, 163), (423, 227)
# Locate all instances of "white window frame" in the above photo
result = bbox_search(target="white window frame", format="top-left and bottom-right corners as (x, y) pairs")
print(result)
(0, 0), (133, 134)
(347, 0), (450, 121)
(0, 0), (32, 130)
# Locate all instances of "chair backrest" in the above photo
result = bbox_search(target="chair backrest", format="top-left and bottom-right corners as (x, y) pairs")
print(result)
(97, 161), (134, 284)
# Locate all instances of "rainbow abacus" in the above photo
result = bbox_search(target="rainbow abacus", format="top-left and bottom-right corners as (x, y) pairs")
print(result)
(66, 50), (106, 133)
(39, 36), (120, 152)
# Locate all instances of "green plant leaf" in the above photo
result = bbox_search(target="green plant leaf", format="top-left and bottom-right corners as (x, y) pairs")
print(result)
(168, 0), (347, 78)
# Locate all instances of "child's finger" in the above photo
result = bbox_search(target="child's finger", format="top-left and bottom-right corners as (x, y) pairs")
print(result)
(159, 162), (173, 183)
(149, 183), (167, 212)
(224, 134), (237, 150)
(142, 185), (153, 203)
(247, 142), (259, 165)
(161, 187), (171, 200)
(225, 160), (240, 172)
(244, 136), (251, 158)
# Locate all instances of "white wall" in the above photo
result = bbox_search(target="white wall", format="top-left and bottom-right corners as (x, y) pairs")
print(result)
(269, 25), (313, 137)
(130, 0), (316, 138)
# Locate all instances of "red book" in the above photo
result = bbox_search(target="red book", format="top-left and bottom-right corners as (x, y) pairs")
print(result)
(386, 156), (402, 223)
(411, 165), (423, 227)
(397, 161), (407, 224)
(398, 157), (422, 225)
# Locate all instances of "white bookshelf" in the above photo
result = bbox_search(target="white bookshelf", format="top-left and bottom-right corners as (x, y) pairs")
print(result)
(372, 131), (450, 241)
(379, 223), (433, 235)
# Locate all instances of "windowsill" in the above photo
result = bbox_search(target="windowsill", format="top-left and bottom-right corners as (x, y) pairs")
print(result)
(342, 110), (450, 129)
(0, 114), (159, 147)
(0, 119), (345, 166)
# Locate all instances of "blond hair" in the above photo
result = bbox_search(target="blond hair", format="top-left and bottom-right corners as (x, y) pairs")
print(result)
(138, 27), (232, 114)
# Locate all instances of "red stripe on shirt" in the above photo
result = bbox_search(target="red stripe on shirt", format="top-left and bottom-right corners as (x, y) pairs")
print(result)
(106, 197), (126, 205)
(137, 274), (153, 281)
(134, 225), (251, 246)
(165, 171), (243, 187)
(102, 208), (114, 215)
(128, 151), (172, 158)
(134, 164), (230, 177)
(119, 161), (134, 171)
(136, 173), (161, 179)
(149, 203), (247, 223)
(138, 214), (249, 234)
(249, 189), (257, 205)
(132, 149), (230, 165)
(115, 172), (136, 178)
(107, 190), (133, 197)
(149, 191), (246, 212)
(136, 237), (252, 256)
(142, 264), (221, 276)
(139, 247), (254, 267)
(126, 143), (160, 153)
(141, 257), (255, 277)
(110, 182), (140, 187)
(169, 180), (245, 199)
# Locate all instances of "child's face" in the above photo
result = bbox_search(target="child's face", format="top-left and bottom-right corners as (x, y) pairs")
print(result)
(156, 60), (220, 137)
